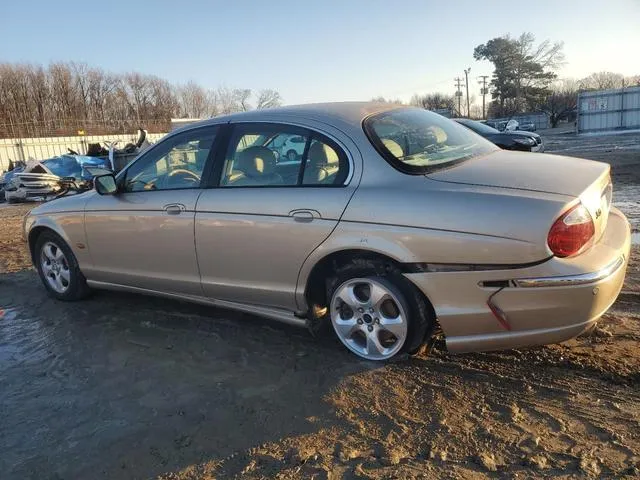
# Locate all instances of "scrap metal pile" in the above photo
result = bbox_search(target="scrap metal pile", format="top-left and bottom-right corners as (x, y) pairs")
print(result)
(1, 129), (151, 203)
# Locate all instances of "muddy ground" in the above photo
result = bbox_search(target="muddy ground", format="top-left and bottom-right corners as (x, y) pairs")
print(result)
(1, 131), (639, 479)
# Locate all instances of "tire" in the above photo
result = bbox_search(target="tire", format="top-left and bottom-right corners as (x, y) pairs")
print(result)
(326, 258), (434, 360)
(35, 230), (90, 301)
(287, 150), (297, 161)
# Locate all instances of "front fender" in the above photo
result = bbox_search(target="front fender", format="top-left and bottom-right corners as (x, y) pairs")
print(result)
(26, 212), (89, 268)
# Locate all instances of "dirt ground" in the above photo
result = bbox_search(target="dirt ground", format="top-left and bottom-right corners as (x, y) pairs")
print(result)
(1, 132), (639, 479)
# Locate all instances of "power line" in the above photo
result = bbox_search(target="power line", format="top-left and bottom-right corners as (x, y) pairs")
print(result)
(464, 68), (471, 118)
(478, 75), (489, 119)
(454, 77), (464, 117)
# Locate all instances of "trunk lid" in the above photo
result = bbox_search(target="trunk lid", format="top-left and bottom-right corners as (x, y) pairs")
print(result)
(425, 150), (609, 196)
(426, 149), (612, 245)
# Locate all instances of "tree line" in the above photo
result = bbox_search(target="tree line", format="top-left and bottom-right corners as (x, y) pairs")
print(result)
(474, 33), (639, 123)
(377, 33), (639, 127)
(0, 62), (283, 138)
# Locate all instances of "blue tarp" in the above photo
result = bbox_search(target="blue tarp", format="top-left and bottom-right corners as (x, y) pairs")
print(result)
(40, 155), (109, 180)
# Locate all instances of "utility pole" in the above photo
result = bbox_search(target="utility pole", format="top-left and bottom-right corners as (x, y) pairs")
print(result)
(464, 68), (471, 118)
(478, 75), (489, 119)
(454, 77), (464, 117)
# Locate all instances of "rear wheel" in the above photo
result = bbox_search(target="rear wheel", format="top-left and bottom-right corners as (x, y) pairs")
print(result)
(35, 231), (90, 301)
(326, 259), (433, 360)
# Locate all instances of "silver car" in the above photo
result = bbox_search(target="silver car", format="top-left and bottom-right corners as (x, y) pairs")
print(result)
(24, 103), (630, 361)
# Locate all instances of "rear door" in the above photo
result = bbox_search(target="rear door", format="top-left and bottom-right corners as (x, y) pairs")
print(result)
(84, 125), (220, 295)
(195, 122), (359, 310)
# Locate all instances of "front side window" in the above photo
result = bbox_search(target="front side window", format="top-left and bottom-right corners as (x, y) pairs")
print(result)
(122, 127), (217, 192)
(364, 108), (498, 174)
(220, 125), (349, 187)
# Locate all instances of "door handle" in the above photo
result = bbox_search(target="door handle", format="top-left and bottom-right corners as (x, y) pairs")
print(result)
(164, 203), (186, 215)
(289, 209), (319, 223)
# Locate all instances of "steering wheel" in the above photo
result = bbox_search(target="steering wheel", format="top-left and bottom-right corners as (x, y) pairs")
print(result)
(164, 169), (200, 188)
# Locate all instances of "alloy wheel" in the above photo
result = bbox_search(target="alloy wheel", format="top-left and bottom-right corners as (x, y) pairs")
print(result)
(330, 277), (408, 360)
(40, 241), (71, 294)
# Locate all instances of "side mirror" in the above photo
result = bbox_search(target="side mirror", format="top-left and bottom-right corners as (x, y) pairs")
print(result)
(94, 174), (118, 195)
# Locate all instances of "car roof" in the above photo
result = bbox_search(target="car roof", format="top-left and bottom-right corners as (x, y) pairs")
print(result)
(175, 102), (408, 133)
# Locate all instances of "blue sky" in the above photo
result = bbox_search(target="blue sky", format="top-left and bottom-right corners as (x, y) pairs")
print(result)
(4, 0), (640, 104)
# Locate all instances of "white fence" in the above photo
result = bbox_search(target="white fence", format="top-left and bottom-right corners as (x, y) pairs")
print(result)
(577, 86), (640, 133)
(0, 132), (167, 172)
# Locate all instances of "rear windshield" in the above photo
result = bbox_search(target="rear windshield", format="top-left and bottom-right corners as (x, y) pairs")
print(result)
(364, 108), (498, 173)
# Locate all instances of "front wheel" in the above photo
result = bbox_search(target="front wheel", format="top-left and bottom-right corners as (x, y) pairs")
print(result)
(35, 231), (90, 301)
(327, 260), (433, 360)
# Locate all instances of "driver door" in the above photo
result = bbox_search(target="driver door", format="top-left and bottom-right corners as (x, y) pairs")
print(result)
(83, 125), (219, 295)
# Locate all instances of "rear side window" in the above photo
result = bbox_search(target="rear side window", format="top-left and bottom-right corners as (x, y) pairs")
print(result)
(364, 108), (497, 174)
(220, 124), (349, 187)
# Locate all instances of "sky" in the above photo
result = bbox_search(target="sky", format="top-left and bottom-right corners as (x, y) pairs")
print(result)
(3, 0), (640, 105)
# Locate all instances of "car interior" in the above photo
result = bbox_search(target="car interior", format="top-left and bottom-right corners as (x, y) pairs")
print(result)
(123, 129), (349, 191)
(222, 132), (347, 187)
(123, 137), (213, 191)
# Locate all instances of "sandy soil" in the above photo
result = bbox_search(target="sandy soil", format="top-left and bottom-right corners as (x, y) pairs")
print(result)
(1, 133), (639, 479)
(0, 204), (33, 273)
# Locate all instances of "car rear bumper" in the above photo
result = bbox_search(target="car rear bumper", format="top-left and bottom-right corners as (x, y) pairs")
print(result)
(404, 207), (630, 353)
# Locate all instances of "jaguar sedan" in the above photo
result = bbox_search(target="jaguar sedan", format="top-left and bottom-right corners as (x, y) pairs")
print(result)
(24, 103), (630, 361)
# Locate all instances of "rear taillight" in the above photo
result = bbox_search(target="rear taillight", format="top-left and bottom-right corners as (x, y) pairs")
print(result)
(547, 203), (595, 257)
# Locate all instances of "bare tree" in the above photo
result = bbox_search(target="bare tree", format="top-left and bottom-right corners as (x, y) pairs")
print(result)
(86, 68), (118, 122)
(123, 72), (152, 121)
(410, 93), (455, 112)
(469, 104), (484, 120)
(206, 89), (219, 117)
(0, 61), (283, 137)
(256, 89), (283, 109)
(26, 65), (49, 125)
(234, 88), (252, 111)
(371, 96), (403, 104)
(148, 76), (178, 121)
(71, 62), (90, 120)
(539, 79), (578, 127)
(178, 81), (211, 118)
(626, 75), (640, 87)
(579, 71), (625, 90)
(216, 86), (240, 114)
(49, 62), (80, 122)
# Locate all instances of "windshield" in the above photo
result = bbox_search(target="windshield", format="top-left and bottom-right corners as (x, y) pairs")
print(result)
(456, 119), (500, 135)
(364, 108), (498, 173)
